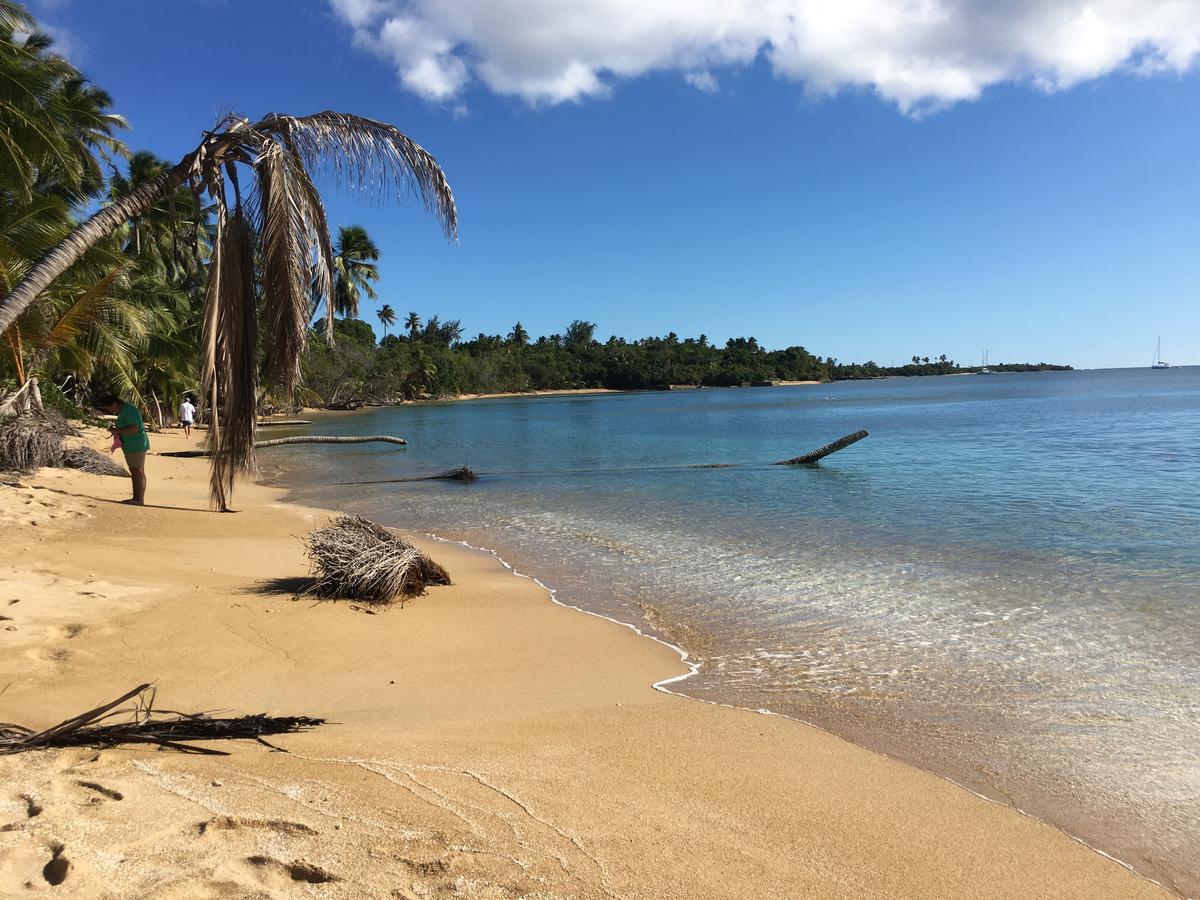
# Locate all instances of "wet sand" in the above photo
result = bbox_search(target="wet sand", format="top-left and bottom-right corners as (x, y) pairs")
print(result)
(0, 428), (1172, 897)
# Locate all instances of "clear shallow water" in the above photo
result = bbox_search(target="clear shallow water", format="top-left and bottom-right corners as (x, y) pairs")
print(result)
(272, 368), (1200, 893)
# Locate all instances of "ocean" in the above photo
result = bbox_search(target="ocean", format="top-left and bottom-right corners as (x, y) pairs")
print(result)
(269, 367), (1200, 893)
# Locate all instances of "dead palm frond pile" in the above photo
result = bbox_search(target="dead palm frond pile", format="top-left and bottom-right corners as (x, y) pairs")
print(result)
(0, 411), (127, 476)
(303, 514), (450, 604)
(0, 410), (78, 471)
(0, 683), (324, 756)
(58, 444), (128, 477)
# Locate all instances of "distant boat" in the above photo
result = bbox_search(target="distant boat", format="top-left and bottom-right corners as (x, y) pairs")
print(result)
(979, 349), (993, 374)
(1152, 337), (1171, 369)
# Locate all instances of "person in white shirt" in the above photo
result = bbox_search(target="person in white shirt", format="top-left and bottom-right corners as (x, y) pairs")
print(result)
(179, 395), (196, 438)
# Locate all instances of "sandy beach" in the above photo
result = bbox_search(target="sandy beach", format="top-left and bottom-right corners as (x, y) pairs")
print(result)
(0, 428), (1173, 898)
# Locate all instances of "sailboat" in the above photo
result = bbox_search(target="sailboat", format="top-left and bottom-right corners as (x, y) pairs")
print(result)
(979, 350), (993, 374)
(1152, 337), (1171, 369)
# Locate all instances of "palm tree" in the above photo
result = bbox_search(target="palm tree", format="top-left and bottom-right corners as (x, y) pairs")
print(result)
(377, 303), (396, 338)
(0, 3), (128, 205)
(508, 322), (529, 347)
(404, 311), (422, 342)
(325, 224), (379, 321)
(0, 110), (456, 510)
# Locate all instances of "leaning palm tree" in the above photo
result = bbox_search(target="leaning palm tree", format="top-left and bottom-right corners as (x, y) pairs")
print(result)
(0, 110), (456, 510)
(327, 225), (379, 321)
(377, 303), (396, 338)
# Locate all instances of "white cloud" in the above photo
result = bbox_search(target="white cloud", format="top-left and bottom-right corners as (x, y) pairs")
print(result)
(329, 0), (1200, 113)
(41, 22), (86, 62)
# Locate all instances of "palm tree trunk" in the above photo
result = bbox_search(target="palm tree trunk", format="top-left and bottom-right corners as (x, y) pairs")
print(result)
(160, 434), (408, 457)
(0, 165), (188, 336)
(773, 430), (869, 465)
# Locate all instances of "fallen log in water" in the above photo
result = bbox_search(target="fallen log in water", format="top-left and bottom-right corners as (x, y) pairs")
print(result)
(256, 419), (313, 426)
(160, 434), (408, 458)
(774, 429), (869, 466)
(0, 683), (323, 756)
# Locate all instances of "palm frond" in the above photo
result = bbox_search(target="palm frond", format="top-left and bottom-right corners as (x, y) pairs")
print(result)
(256, 112), (457, 240)
(254, 141), (328, 388)
(202, 203), (258, 509)
(41, 263), (131, 349)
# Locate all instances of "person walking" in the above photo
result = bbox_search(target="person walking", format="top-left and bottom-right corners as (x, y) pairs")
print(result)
(179, 394), (196, 438)
(102, 394), (149, 505)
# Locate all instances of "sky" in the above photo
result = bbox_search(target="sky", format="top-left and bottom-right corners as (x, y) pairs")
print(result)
(32, 0), (1200, 368)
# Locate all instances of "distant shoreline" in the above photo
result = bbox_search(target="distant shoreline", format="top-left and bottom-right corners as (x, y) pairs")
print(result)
(303, 380), (827, 413)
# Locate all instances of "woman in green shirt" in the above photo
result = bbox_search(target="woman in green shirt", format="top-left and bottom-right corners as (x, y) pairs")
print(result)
(102, 394), (149, 505)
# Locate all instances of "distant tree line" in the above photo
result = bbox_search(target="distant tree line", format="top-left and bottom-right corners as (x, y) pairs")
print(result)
(299, 316), (1071, 405)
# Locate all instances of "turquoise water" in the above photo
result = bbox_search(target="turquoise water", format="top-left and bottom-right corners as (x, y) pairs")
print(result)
(273, 367), (1200, 893)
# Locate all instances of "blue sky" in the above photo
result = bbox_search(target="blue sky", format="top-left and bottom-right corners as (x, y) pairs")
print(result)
(35, 0), (1200, 368)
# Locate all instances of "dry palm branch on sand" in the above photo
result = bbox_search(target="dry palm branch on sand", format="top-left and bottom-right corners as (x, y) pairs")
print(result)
(0, 410), (127, 476)
(303, 514), (450, 604)
(0, 684), (323, 756)
(0, 111), (457, 512)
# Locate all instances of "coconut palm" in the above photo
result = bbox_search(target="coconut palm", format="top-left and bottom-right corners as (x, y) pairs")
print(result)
(0, 110), (457, 510)
(326, 225), (379, 321)
(0, 5), (127, 205)
(377, 303), (396, 338)
(508, 322), (529, 347)
(404, 311), (421, 342)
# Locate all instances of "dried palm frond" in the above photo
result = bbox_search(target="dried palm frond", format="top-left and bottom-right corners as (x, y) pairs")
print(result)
(258, 112), (456, 237)
(255, 142), (324, 386)
(58, 445), (127, 477)
(217, 205), (259, 507)
(0, 683), (324, 756)
(303, 514), (450, 604)
(0, 409), (78, 472)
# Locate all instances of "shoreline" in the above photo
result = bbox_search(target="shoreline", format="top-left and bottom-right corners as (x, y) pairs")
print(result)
(302, 381), (828, 413)
(0, 427), (1174, 897)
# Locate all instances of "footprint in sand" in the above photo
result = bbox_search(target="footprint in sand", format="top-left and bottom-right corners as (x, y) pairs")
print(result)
(197, 816), (317, 837)
(42, 843), (70, 886)
(243, 855), (338, 885)
(0, 794), (43, 833)
(61, 623), (85, 639)
(74, 781), (123, 802)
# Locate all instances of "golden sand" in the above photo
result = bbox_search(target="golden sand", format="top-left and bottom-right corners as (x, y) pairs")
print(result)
(0, 428), (1170, 898)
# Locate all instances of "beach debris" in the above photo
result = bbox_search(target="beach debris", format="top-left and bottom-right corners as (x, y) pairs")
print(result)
(302, 514), (450, 604)
(159, 433), (408, 458)
(58, 445), (128, 477)
(0, 683), (324, 756)
(433, 465), (476, 482)
(0, 410), (78, 472)
(774, 430), (870, 466)
(0, 411), (128, 476)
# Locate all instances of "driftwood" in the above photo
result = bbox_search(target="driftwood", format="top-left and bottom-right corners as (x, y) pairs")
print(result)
(256, 419), (313, 426)
(336, 432), (871, 488)
(303, 514), (450, 604)
(160, 434), (408, 457)
(0, 683), (324, 756)
(774, 430), (870, 465)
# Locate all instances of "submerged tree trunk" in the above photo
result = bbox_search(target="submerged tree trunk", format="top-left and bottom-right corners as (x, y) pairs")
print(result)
(774, 430), (869, 465)
(0, 166), (188, 336)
